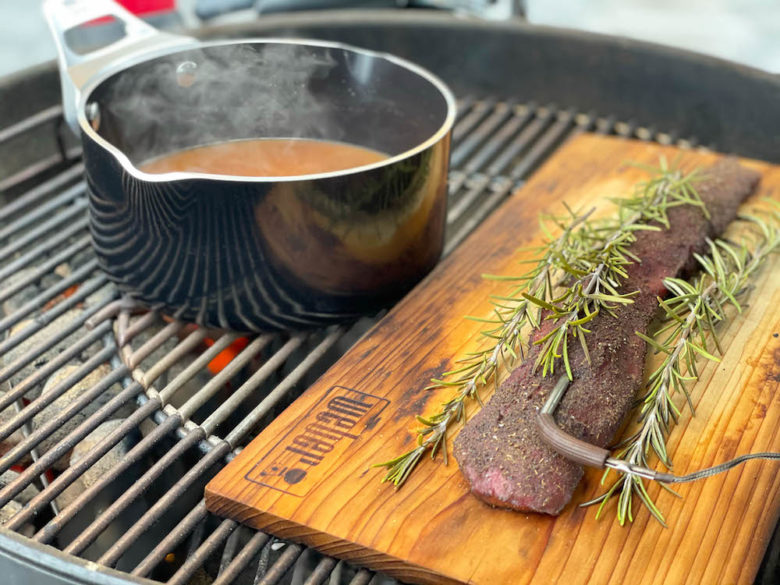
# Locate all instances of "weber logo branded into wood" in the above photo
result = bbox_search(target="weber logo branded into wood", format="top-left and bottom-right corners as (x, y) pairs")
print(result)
(245, 387), (389, 496)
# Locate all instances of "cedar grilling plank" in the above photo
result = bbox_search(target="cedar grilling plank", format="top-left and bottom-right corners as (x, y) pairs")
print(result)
(453, 158), (760, 515)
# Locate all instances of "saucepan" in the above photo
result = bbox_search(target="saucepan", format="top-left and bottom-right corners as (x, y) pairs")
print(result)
(44, 0), (456, 331)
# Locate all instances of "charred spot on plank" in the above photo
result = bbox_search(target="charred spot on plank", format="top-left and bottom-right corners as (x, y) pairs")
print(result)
(392, 358), (450, 420)
(363, 414), (381, 431)
(765, 346), (780, 383)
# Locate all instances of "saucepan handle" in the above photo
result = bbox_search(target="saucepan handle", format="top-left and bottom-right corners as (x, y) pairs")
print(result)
(43, 0), (196, 132)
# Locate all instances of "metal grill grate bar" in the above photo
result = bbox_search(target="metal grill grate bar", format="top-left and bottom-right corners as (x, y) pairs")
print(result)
(0, 357), (124, 475)
(0, 163), (82, 222)
(0, 345), (116, 443)
(0, 259), (98, 332)
(0, 299), (110, 386)
(302, 557), (340, 585)
(461, 104), (535, 174)
(0, 275), (107, 355)
(450, 101), (517, 168)
(349, 569), (374, 585)
(33, 413), (181, 545)
(154, 333), (240, 402)
(0, 198), (87, 263)
(452, 98), (498, 143)
(139, 327), (211, 387)
(167, 518), (237, 585)
(446, 171), (467, 196)
(131, 501), (210, 578)
(482, 106), (554, 177)
(0, 182), (85, 242)
(218, 528), (249, 577)
(65, 422), (204, 556)
(117, 310), (163, 347)
(211, 530), (271, 585)
(0, 105), (62, 144)
(614, 119), (637, 137)
(444, 179), (513, 257)
(125, 320), (187, 369)
(0, 320), (111, 412)
(0, 217), (88, 282)
(256, 544), (305, 585)
(97, 448), (230, 567)
(508, 108), (578, 181)
(595, 116), (616, 134)
(446, 174), (490, 224)
(5, 395), (158, 531)
(202, 335), (304, 436)
(0, 235), (90, 303)
(174, 334), (274, 422)
(0, 377), (138, 506)
(224, 327), (346, 446)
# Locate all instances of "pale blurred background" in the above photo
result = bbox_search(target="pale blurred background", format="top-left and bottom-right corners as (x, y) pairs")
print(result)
(1, 0), (779, 78)
(528, 0), (780, 74)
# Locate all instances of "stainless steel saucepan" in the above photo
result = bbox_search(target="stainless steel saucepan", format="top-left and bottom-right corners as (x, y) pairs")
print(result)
(45, 0), (456, 331)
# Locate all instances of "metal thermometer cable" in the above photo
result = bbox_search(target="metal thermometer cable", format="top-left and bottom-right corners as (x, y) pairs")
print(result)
(536, 374), (780, 485)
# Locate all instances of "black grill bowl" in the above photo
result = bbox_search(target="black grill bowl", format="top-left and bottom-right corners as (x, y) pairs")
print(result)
(0, 10), (778, 585)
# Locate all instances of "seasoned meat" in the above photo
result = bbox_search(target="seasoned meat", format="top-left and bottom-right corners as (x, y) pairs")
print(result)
(453, 159), (760, 515)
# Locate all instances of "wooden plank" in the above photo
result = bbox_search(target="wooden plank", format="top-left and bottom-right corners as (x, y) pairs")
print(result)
(205, 134), (780, 585)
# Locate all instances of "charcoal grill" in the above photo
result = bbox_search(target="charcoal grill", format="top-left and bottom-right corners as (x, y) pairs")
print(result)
(0, 10), (779, 585)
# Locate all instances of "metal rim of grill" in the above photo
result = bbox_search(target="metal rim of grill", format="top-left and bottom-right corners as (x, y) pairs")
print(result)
(2, 42), (775, 584)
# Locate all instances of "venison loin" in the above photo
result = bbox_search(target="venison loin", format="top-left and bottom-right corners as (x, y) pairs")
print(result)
(453, 158), (760, 515)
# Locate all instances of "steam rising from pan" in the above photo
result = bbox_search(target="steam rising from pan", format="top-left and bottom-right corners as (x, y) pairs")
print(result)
(88, 41), (448, 172)
(98, 44), (345, 166)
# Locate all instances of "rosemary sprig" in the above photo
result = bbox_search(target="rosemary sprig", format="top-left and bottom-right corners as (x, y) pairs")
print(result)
(531, 163), (707, 378)
(587, 207), (780, 525)
(374, 205), (591, 486)
(375, 160), (705, 487)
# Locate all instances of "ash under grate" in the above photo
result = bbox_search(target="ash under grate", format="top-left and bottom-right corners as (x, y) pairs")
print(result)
(0, 98), (707, 585)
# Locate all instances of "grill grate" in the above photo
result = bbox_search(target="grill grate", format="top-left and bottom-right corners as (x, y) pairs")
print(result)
(0, 98), (703, 585)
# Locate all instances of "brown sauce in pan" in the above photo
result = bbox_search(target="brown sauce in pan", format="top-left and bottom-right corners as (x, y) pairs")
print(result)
(139, 138), (387, 177)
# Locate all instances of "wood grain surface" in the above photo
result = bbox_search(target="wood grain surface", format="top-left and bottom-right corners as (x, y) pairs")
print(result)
(205, 135), (780, 585)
